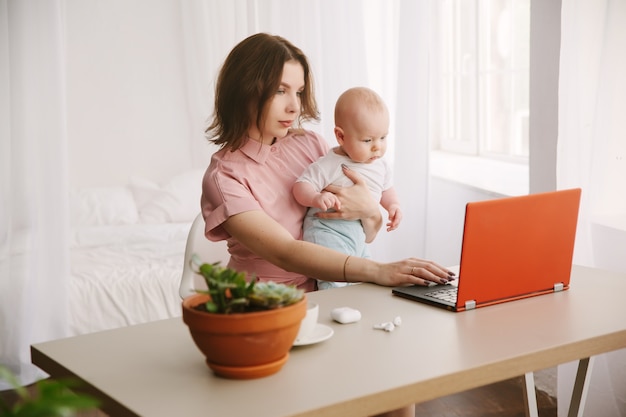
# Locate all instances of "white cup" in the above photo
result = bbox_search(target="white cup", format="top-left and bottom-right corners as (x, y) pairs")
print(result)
(295, 302), (319, 343)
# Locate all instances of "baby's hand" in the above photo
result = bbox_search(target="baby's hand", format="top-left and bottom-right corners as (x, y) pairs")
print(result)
(313, 192), (341, 211)
(386, 206), (402, 231)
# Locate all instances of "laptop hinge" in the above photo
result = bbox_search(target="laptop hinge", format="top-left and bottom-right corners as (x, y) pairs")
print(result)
(554, 283), (564, 292)
(465, 300), (476, 310)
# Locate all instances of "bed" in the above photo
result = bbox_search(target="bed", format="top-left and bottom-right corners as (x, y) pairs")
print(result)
(67, 169), (205, 336)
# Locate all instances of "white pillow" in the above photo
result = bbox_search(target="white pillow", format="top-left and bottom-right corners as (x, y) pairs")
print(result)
(129, 177), (171, 223)
(70, 186), (139, 227)
(130, 169), (204, 223)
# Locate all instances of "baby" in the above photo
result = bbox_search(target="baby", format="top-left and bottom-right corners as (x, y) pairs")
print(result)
(293, 87), (402, 289)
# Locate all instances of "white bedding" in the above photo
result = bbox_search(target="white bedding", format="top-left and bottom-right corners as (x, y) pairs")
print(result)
(68, 223), (191, 336)
(67, 169), (205, 336)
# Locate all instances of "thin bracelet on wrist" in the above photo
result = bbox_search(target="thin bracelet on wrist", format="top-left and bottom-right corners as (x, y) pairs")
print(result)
(343, 255), (351, 282)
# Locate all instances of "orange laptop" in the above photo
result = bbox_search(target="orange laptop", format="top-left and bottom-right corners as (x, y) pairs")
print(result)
(392, 188), (582, 311)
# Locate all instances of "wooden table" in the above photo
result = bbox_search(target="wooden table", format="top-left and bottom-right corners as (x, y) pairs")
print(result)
(31, 265), (626, 417)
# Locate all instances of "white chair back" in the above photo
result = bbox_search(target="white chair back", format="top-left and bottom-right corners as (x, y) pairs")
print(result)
(179, 213), (230, 299)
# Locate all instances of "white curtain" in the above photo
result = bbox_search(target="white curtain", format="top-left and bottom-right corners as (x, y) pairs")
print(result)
(556, 0), (626, 415)
(0, 0), (70, 389)
(1, 0), (430, 387)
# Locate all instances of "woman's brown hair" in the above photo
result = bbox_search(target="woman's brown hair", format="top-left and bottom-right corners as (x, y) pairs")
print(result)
(206, 33), (320, 150)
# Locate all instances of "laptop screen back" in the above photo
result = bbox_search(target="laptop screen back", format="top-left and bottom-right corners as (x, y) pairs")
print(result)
(455, 188), (582, 309)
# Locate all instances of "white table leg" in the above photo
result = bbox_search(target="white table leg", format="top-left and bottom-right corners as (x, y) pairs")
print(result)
(523, 372), (539, 417)
(567, 357), (594, 417)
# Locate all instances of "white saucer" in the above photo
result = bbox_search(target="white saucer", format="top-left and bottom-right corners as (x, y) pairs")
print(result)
(293, 324), (334, 346)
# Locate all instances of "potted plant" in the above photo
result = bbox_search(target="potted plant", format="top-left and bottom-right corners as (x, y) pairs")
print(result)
(182, 255), (306, 379)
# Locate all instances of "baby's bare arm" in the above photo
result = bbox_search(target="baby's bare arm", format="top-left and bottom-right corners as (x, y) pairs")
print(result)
(293, 181), (340, 211)
(381, 187), (402, 231)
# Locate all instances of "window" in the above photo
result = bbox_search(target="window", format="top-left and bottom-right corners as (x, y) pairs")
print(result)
(430, 0), (530, 163)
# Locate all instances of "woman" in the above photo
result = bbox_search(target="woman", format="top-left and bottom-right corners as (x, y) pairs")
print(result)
(201, 32), (453, 294)
(200, 31), (453, 417)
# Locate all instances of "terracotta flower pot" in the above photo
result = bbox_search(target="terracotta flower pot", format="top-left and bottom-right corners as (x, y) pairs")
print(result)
(182, 293), (306, 379)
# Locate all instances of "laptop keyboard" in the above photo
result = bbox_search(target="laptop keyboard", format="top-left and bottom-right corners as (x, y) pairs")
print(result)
(424, 286), (458, 303)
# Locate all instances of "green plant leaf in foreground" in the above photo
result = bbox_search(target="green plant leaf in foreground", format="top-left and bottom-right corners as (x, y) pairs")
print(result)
(0, 366), (100, 417)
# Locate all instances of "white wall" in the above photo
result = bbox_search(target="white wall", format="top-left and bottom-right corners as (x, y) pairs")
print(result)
(65, 0), (214, 188)
(425, 178), (505, 267)
(529, 0), (561, 193)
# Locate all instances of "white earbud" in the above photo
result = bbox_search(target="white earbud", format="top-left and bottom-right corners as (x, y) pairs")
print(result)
(373, 322), (395, 332)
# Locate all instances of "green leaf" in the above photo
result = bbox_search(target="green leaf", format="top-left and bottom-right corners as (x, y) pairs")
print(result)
(0, 367), (100, 417)
(192, 255), (303, 314)
(204, 301), (218, 313)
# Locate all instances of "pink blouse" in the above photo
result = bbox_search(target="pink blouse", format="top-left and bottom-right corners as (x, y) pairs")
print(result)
(201, 130), (329, 291)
